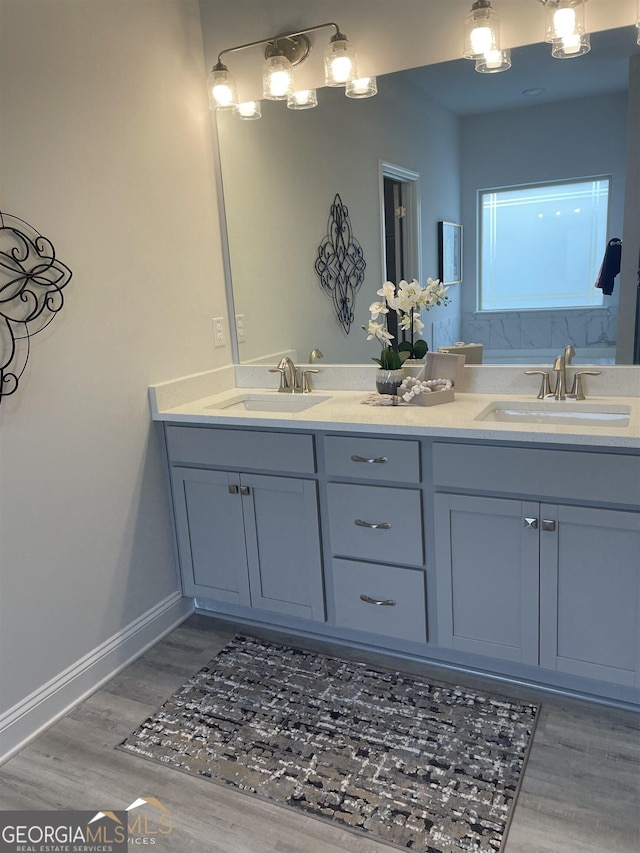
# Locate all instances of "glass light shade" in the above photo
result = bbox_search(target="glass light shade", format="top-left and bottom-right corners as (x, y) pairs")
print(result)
(475, 48), (512, 73)
(543, 0), (586, 43)
(262, 54), (294, 100)
(345, 76), (378, 98)
(207, 65), (238, 110)
(551, 31), (590, 57)
(463, 1), (500, 60)
(324, 37), (357, 86)
(287, 89), (318, 110)
(235, 101), (262, 120)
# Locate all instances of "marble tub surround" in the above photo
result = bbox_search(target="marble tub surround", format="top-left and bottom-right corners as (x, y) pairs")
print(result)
(461, 306), (618, 353)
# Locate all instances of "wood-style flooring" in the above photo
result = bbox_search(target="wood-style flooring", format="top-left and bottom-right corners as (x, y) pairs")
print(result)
(0, 614), (638, 852)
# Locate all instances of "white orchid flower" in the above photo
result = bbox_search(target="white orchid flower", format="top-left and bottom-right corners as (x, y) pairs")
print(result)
(377, 281), (397, 301)
(412, 315), (425, 334)
(366, 320), (394, 344)
(368, 301), (388, 320)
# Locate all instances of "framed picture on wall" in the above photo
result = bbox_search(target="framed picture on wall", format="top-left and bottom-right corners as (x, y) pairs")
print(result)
(438, 221), (463, 285)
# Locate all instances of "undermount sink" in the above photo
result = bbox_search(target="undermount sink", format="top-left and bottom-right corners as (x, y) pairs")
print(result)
(206, 393), (331, 413)
(476, 400), (631, 427)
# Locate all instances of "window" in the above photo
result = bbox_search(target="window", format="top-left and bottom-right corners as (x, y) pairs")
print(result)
(479, 178), (610, 311)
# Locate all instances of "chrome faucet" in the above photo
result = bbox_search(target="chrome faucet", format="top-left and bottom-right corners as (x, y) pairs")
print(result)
(563, 344), (575, 366)
(269, 357), (297, 392)
(308, 349), (324, 363)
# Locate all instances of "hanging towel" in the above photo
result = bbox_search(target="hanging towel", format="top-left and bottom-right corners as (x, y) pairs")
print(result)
(595, 238), (622, 295)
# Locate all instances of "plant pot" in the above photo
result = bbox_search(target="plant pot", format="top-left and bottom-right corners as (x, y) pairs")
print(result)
(375, 368), (405, 396)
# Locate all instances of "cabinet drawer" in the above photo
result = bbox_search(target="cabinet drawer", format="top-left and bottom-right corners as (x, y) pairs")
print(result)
(326, 483), (423, 566)
(324, 435), (420, 483)
(433, 443), (640, 506)
(165, 425), (315, 473)
(332, 558), (427, 643)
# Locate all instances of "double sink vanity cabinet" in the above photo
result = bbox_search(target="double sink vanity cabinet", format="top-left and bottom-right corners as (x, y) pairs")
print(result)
(161, 415), (640, 709)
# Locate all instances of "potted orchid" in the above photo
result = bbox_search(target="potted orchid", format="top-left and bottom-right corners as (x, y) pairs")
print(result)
(364, 278), (450, 392)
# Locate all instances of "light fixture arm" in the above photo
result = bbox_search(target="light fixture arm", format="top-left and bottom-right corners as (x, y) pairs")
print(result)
(216, 22), (342, 66)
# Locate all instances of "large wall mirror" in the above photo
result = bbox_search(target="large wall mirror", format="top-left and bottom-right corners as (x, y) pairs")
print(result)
(216, 27), (640, 365)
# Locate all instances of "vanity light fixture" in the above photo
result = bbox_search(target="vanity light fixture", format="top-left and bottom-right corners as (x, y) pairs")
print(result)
(539, 0), (591, 59)
(463, 1), (501, 61)
(207, 61), (238, 110)
(235, 100), (262, 120)
(287, 89), (318, 110)
(475, 48), (511, 73)
(463, 1), (511, 73)
(208, 22), (373, 116)
(345, 76), (378, 98)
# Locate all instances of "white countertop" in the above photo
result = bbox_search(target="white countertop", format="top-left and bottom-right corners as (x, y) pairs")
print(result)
(150, 379), (640, 450)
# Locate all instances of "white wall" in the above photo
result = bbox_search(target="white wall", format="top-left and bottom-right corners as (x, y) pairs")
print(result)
(0, 0), (228, 756)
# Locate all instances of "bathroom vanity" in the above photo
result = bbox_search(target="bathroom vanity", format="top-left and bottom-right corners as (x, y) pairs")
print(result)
(152, 369), (640, 709)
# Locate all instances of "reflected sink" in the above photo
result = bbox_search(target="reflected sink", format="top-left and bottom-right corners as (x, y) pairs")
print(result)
(476, 400), (631, 427)
(206, 393), (331, 413)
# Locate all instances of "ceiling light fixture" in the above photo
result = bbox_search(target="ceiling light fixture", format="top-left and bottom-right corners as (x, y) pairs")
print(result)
(475, 48), (512, 73)
(539, 0), (591, 59)
(207, 23), (374, 117)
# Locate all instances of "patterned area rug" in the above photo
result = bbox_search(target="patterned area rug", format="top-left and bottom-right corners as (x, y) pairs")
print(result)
(119, 635), (538, 853)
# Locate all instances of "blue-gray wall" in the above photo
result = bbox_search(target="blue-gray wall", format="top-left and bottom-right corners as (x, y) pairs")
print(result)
(459, 92), (627, 353)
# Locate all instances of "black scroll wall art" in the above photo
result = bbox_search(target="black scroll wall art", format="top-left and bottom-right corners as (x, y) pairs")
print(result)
(0, 212), (72, 405)
(314, 194), (366, 334)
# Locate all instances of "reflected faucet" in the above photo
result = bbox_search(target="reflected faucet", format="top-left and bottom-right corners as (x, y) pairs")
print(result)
(563, 344), (575, 366)
(309, 349), (324, 364)
(552, 356), (567, 400)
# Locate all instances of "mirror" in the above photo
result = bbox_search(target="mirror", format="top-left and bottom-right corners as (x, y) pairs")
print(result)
(216, 28), (640, 365)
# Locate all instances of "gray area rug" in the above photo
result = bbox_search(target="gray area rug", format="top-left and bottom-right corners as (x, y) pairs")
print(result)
(119, 635), (538, 853)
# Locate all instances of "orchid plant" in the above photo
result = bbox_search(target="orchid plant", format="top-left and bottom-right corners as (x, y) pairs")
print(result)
(365, 278), (450, 369)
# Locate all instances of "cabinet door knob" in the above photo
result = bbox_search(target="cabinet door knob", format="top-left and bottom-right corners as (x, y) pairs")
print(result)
(228, 485), (239, 494)
(542, 519), (556, 531)
(351, 454), (389, 464)
(355, 519), (392, 530)
(360, 594), (396, 606)
(239, 485), (250, 496)
(524, 517), (538, 529)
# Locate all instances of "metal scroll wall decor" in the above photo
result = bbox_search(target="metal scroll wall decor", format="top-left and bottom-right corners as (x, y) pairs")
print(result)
(314, 193), (366, 334)
(0, 212), (73, 404)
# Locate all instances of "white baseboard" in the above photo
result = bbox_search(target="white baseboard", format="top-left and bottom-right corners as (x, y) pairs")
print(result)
(0, 592), (194, 765)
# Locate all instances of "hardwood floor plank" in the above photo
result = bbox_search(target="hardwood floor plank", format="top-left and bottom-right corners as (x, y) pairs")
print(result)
(1, 615), (638, 853)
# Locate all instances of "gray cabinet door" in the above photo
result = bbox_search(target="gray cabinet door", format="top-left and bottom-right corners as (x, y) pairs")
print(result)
(170, 467), (251, 604)
(539, 504), (640, 687)
(434, 493), (539, 664)
(241, 474), (325, 621)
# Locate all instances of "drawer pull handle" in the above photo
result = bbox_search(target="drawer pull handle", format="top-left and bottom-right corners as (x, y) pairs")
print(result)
(351, 454), (389, 464)
(355, 519), (392, 530)
(360, 594), (396, 607)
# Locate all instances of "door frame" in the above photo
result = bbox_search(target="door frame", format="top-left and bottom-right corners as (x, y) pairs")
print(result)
(379, 161), (421, 285)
